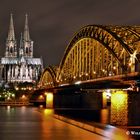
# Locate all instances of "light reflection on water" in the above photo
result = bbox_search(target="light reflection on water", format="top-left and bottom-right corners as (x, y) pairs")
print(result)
(100, 108), (110, 124)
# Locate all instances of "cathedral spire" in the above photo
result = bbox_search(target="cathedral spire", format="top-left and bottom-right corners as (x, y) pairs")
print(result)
(5, 13), (17, 57)
(7, 13), (15, 41)
(23, 14), (30, 41)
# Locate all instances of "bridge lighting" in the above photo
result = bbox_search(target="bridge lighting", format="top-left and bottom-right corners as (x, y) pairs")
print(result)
(128, 62), (132, 66)
(85, 73), (88, 76)
(15, 87), (19, 90)
(105, 89), (111, 99)
(45, 92), (53, 108)
(93, 71), (96, 74)
(75, 81), (81, 85)
(11, 94), (15, 97)
(39, 95), (44, 100)
(109, 73), (112, 76)
(46, 93), (53, 102)
(60, 83), (69, 86)
(22, 95), (26, 99)
(113, 66), (116, 70)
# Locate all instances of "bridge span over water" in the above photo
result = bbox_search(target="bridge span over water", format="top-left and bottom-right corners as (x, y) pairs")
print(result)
(32, 25), (140, 126)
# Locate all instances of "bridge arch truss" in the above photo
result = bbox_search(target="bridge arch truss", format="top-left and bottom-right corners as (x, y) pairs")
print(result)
(57, 25), (140, 84)
(39, 66), (57, 88)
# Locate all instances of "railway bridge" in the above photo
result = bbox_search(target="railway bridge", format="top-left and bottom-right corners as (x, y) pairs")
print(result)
(33, 25), (140, 126)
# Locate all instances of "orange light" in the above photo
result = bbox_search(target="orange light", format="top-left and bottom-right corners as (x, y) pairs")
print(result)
(128, 63), (132, 66)
(22, 95), (26, 99)
(111, 90), (128, 125)
(39, 95), (44, 100)
(46, 92), (53, 108)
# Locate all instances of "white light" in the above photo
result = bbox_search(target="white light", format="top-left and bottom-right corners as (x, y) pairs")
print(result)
(75, 81), (81, 85)
(106, 89), (111, 97)
(60, 83), (69, 86)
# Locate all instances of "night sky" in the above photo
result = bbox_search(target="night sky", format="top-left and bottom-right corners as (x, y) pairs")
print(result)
(0, 0), (140, 67)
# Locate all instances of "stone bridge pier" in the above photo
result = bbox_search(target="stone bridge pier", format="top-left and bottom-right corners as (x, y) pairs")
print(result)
(53, 88), (140, 126)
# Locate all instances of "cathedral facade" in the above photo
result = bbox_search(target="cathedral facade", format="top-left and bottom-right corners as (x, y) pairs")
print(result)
(1, 14), (43, 83)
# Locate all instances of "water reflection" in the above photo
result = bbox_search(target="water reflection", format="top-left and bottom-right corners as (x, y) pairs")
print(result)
(100, 108), (110, 124)
(44, 109), (54, 116)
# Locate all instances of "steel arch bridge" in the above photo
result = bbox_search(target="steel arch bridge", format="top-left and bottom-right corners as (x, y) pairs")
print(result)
(40, 25), (140, 87)
(39, 66), (57, 88)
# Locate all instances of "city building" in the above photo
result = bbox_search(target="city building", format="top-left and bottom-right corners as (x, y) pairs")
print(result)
(0, 14), (43, 83)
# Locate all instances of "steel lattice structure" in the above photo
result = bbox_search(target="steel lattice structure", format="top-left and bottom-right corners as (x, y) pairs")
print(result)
(40, 25), (140, 87)
(39, 66), (57, 88)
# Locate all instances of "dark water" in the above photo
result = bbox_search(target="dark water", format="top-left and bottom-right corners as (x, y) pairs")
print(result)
(0, 106), (107, 140)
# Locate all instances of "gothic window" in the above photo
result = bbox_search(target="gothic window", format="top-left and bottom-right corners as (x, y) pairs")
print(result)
(10, 47), (13, 53)
(26, 47), (28, 54)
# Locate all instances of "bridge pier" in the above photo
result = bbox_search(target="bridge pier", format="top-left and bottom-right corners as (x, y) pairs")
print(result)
(53, 89), (102, 110)
(110, 90), (140, 126)
(45, 92), (53, 108)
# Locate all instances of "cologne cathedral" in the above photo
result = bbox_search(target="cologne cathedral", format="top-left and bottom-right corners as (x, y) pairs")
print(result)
(0, 14), (43, 83)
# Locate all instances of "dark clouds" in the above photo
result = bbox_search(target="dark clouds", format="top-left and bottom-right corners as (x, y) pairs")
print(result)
(0, 0), (140, 67)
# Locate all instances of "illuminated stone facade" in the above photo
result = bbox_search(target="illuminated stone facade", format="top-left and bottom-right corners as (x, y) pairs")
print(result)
(1, 14), (43, 83)
(110, 90), (128, 126)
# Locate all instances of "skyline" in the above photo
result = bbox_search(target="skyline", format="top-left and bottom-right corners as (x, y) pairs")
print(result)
(0, 0), (140, 67)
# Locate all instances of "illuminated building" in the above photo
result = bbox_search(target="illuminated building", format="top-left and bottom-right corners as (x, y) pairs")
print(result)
(1, 14), (43, 83)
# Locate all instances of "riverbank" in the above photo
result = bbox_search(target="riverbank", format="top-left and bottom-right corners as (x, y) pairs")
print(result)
(54, 114), (133, 140)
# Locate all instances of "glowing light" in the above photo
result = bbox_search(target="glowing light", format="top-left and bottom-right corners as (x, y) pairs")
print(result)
(128, 63), (132, 66)
(113, 66), (116, 70)
(7, 106), (10, 109)
(22, 95), (26, 99)
(60, 83), (69, 86)
(111, 90), (128, 125)
(44, 109), (53, 116)
(105, 89), (111, 98)
(75, 81), (81, 85)
(39, 95), (44, 100)
(15, 87), (19, 90)
(46, 92), (53, 108)
(44, 92), (47, 96)
(85, 73), (88, 76)
(39, 105), (43, 108)
(47, 93), (53, 102)
(12, 94), (15, 97)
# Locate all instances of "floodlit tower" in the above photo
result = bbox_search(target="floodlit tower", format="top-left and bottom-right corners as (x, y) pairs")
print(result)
(5, 14), (17, 57)
(23, 14), (33, 58)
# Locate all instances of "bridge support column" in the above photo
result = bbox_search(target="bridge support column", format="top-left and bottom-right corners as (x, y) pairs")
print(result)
(45, 92), (53, 108)
(110, 90), (140, 126)
(110, 90), (128, 126)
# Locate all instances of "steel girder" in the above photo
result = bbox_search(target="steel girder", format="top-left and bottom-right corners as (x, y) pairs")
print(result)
(57, 25), (140, 83)
(39, 66), (56, 88)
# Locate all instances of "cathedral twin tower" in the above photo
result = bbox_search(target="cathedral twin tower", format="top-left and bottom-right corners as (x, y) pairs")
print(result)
(1, 14), (43, 83)
(6, 14), (33, 58)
